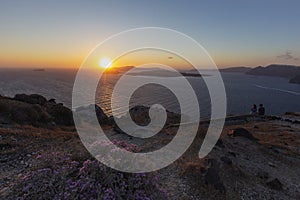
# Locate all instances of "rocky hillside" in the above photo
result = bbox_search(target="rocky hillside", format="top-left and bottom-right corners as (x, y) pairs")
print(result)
(0, 94), (73, 126)
(0, 94), (300, 199)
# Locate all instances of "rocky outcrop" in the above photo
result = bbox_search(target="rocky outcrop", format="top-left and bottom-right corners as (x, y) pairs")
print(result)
(112, 105), (182, 134)
(14, 94), (47, 105)
(7, 95), (185, 128)
(129, 105), (182, 125)
(0, 97), (51, 126)
(45, 103), (73, 126)
(1, 94), (73, 126)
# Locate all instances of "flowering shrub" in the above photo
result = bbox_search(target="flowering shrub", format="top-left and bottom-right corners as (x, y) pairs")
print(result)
(11, 140), (168, 200)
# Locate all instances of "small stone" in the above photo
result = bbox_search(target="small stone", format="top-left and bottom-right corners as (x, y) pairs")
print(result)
(257, 171), (269, 179)
(268, 162), (276, 168)
(228, 151), (237, 157)
(220, 156), (232, 165)
(273, 148), (279, 154)
(0, 187), (8, 195)
(266, 178), (283, 190)
(216, 139), (225, 148)
(200, 167), (207, 174)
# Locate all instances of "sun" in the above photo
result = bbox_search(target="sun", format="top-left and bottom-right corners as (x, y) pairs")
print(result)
(98, 57), (112, 69)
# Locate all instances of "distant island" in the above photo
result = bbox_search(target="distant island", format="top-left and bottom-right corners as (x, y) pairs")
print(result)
(219, 66), (250, 73)
(127, 69), (203, 77)
(103, 66), (205, 77)
(221, 64), (300, 84)
(105, 64), (300, 83)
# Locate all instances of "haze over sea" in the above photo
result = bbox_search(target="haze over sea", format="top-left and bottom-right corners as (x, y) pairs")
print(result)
(0, 68), (299, 119)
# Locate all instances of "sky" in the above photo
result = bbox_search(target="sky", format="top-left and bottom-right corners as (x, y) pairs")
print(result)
(0, 0), (300, 69)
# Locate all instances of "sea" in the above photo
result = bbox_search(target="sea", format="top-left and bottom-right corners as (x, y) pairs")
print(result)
(0, 68), (299, 120)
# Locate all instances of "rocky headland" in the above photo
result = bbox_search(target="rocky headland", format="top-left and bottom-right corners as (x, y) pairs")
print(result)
(220, 64), (300, 85)
(248, 64), (300, 84)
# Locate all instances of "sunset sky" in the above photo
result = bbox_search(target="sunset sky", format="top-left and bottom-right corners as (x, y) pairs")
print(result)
(1, 0), (300, 69)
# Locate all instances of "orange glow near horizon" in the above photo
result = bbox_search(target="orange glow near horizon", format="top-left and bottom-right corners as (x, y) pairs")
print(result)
(0, 54), (288, 70)
(0, 48), (85, 69)
(1, 47), (298, 69)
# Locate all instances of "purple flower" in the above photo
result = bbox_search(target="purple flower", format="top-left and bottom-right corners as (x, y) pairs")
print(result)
(13, 143), (167, 199)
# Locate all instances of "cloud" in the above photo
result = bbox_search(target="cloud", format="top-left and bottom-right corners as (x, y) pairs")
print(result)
(277, 51), (299, 61)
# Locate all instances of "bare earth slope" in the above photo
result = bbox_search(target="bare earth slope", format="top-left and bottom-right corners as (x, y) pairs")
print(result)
(0, 94), (299, 199)
(1, 117), (299, 199)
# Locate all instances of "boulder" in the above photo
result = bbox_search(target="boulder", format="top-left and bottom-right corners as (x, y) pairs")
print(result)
(112, 105), (182, 134)
(285, 112), (300, 117)
(129, 105), (182, 126)
(228, 128), (258, 141)
(129, 105), (151, 126)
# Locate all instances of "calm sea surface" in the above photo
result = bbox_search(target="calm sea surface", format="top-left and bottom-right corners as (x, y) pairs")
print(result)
(0, 68), (299, 119)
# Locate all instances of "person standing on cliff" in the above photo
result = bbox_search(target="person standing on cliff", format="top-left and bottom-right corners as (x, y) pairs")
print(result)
(250, 104), (257, 115)
(258, 104), (265, 115)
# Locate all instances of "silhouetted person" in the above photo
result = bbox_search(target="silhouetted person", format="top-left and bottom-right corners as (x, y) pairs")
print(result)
(258, 104), (265, 115)
(250, 104), (257, 115)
